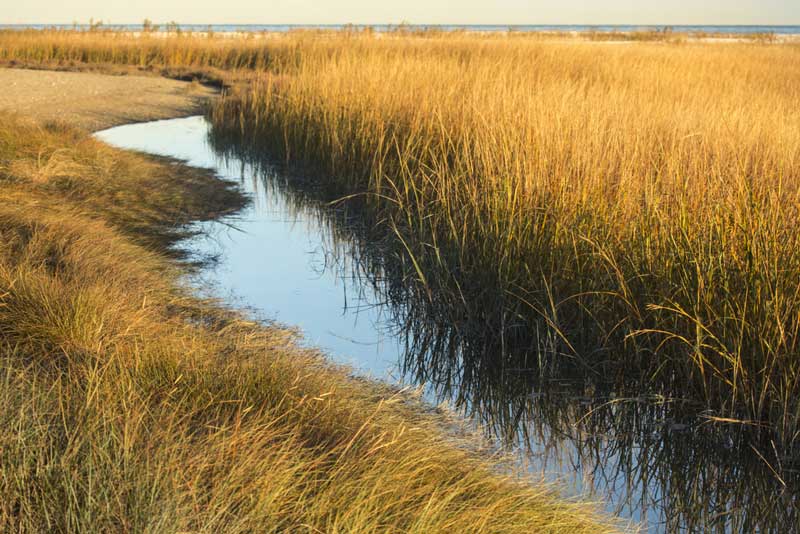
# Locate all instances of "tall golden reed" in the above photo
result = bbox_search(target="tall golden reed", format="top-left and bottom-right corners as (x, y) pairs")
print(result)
(3, 28), (799, 444)
(209, 35), (800, 446)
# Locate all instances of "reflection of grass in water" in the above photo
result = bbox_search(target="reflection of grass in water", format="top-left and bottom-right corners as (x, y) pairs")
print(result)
(524, 394), (797, 532)
(206, 34), (800, 459)
(208, 121), (799, 534)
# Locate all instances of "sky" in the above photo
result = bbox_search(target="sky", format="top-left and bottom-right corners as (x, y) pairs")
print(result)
(5, 0), (800, 26)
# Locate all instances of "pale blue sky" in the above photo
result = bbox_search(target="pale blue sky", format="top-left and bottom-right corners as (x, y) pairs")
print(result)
(6, 0), (800, 26)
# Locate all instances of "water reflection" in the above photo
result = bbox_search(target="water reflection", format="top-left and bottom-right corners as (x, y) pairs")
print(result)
(96, 116), (404, 378)
(98, 116), (798, 533)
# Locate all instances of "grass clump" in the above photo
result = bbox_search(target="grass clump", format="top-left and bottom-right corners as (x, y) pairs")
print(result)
(0, 112), (614, 532)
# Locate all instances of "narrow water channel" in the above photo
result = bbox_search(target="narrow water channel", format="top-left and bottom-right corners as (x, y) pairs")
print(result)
(98, 115), (403, 378)
(96, 116), (797, 534)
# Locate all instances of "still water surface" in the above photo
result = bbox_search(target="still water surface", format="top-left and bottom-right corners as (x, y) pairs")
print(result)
(100, 116), (402, 377)
(97, 116), (797, 534)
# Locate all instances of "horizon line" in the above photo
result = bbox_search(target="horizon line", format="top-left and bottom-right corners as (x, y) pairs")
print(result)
(4, 22), (800, 27)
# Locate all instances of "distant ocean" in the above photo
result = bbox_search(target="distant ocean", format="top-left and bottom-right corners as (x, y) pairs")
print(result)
(2, 24), (800, 35)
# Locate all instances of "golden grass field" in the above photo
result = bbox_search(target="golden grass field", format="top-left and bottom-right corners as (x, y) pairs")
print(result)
(208, 33), (800, 449)
(0, 112), (614, 532)
(2, 27), (800, 530)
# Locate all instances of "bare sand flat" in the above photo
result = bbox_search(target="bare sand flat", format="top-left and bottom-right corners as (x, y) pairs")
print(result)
(0, 68), (215, 131)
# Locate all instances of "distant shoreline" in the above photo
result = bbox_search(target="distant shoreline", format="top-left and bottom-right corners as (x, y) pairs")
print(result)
(3, 23), (800, 35)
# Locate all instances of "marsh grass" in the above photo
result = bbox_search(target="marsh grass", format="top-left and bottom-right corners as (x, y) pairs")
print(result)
(1, 27), (776, 87)
(3, 27), (799, 527)
(208, 106), (799, 533)
(7, 26), (796, 451)
(204, 35), (800, 452)
(0, 113), (614, 532)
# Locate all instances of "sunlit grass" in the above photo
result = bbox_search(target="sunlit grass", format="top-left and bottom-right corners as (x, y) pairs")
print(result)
(0, 113), (615, 532)
(205, 34), (800, 448)
(13, 27), (794, 449)
(2, 27), (798, 528)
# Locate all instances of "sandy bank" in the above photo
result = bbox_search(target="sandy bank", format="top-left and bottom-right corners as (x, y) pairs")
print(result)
(0, 67), (215, 131)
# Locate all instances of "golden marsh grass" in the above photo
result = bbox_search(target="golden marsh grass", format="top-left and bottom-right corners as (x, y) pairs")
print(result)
(3, 27), (800, 529)
(0, 113), (614, 532)
(5, 28), (795, 449)
(207, 35), (800, 448)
